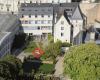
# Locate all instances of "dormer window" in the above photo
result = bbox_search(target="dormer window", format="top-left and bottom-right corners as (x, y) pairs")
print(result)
(48, 15), (50, 17)
(41, 14), (44, 17)
(35, 14), (37, 18)
(29, 14), (31, 18)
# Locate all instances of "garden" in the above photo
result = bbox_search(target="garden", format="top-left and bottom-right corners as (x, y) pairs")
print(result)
(21, 34), (72, 78)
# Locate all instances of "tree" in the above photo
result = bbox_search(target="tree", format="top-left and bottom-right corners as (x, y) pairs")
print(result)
(0, 55), (22, 80)
(44, 40), (62, 60)
(64, 43), (100, 80)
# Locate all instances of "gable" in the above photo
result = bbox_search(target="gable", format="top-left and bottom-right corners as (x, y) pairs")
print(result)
(71, 6), (83, 20)
(55, 15), (70, 26)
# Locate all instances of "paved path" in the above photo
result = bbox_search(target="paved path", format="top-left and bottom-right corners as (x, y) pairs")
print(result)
(54, 56), (64, 76)
(54, 56), (71, 80)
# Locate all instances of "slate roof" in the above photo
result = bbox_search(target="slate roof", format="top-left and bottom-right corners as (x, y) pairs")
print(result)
(19, 3), (79, 16)
(0, 14), (18, 32)
(0, 32), (7, 41)
(21, 3), (53, 7)
(70, 6), (83, 20)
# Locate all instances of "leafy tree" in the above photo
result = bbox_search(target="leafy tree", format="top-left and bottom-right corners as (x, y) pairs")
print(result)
(48, 34), (54, 43)
(44, 40), (62, 60)
(64, 43), (100, 80)
(61, 42), (72, 47)
(0, 55), (22, 80)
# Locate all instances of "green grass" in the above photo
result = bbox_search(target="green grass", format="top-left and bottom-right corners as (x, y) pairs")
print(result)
(24, 41), (37, 53)
(38, 63), (55, 74)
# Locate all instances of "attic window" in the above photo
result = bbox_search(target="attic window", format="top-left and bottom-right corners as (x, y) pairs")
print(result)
(29, 14), (31, 18)
(66, 9), (70, 11)
(35, 14), (37, 18)
(41, 14), (44, 17)
(61, 21), (64, 24)
(66, 9), (72, 11)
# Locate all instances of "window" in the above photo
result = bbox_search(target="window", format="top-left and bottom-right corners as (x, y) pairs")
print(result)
(35, 21), (37, 24)
(38, 26), (40, 30)
(61, 27), (64, 30)
(41, 14), (44, 17)
(29, 33), (33, 36)
(21, 21), (24, 24)
(66, 9), (70, 11)
(29, 14), (31, 18)
(35, 14), (37, 18)
(48, 15), (50, 17)
(30, 1), (32, 3)
(61, 33), (64, 37)
(48, 20), (51, 24)
(29, 21), (31, 24)
(7, 8), (9, 11)
(25, 20), (28, 24)
(61, 21), (64, 24)
(41, 21), (44, 24)
(18, 1), (20, 4)
(22, 14), (24, 18)
(1, 6), (3, 9)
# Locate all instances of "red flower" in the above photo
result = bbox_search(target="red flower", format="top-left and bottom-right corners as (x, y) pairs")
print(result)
(32, 48), (44, 59)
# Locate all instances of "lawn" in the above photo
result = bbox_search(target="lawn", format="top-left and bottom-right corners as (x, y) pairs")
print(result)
(24, 41), (37, 53)
(38, 63), (55, 74)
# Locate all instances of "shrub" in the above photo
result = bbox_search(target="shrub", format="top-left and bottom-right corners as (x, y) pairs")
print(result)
(61, 42), (72, 47)
(64, 43), (100, 80)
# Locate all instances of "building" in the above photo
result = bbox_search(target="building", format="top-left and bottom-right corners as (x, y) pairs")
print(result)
(85, 21), (100, 44)
(0, 14), (20, 57)
(54, 15), (71, 43)
(19, 3), (53, 40)
(18, 3), (84, 44)
(82, 0), (96, 3)
(0, 0), (71, 13)
(54, 4), (84, 44)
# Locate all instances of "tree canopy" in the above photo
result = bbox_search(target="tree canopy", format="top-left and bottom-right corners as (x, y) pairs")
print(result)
(0, 55), (22, 80)
(64, 43), (100, 80)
